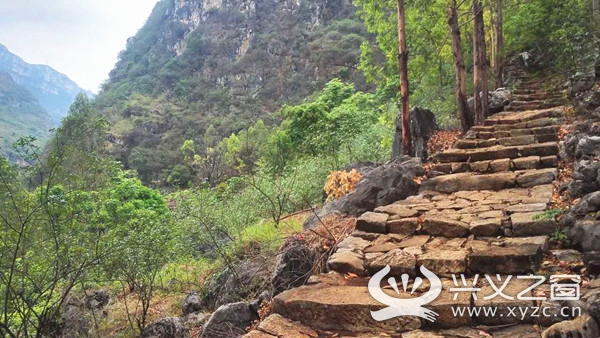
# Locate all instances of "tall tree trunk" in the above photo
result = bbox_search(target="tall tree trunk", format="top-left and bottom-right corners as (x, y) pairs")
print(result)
(473, 0), (485, 124)
(397, 0), (413, 156)
(494, 0), (504, 88)
(448, 2), (472, 133)
(594, 0), (600, 79)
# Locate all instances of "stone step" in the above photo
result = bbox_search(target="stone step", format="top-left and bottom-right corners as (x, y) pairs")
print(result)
(465, 124), (560, 140)
(432, 155), (558, 175)
(509, 99), (564, 108)
(263, 273), (600, 337)
(455, 133), (558, 149)
(419, 168), (557, 193)
(437, 142), (558, 163)
(350, 185), (556, 239)
(513, 92), (564, 101)
(504, 102), (562, 112)
(484, 107), (563, 126)
(513, 89), (538, 95)
(284, 240), (549, 333)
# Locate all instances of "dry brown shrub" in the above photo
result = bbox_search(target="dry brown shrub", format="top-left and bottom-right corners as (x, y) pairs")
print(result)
(324, 169), (362, 201)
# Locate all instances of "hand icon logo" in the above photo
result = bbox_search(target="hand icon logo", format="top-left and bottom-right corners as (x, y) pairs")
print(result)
(368, 265), (442, 322)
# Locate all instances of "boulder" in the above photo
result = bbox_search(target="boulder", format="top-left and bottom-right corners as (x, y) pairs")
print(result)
(576, 85), (600, 114)
(562, 191), (600, 228)
(542, 314), (600, 338)
(569, 72), (596, 97)
(569, 160), (600, 198)
(392, 107), (439, 161)
(272, 240), (314, 295)
(576, 136), (600, 159)
(143, 317), (188, 338)
(84, 289), (110, 310)
(182, 293), (202, 316)
(201, 302), (258, 338)
(468, 88), (512, 116)
(570, 220), (600, 252)
(584, 252), (600, 276)
(304, 157), (424, 229)
(203, 256), (274, 310)
(183, 312), (210, 328)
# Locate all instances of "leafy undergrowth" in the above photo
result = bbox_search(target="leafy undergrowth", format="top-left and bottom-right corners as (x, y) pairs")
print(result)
(93, 216), (306, 337)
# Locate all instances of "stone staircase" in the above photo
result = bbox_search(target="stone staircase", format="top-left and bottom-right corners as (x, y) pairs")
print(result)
(248, 80), (590, 337)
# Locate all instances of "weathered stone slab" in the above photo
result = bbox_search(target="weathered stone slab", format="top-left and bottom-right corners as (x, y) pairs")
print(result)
(518, 142), (559, 157)
(530, 184), (554, 199)
(469, 243), (543, 274)
(327, 251), (365, 276)
(470, 218), (502, 237)
(474, 278), (535, 326)
(513, 156), (541, 170)
(367, 249), (417, 277)
(423, 282), (472, 329)
(470, 160), (491, 172)
(453, 190), (492, 201)
(438, 149), (469, 163)
(540, 155), (558, 167)
(511, 212), (557, 236)
(498, 135), (536, 146)
(420, 172), (517, 193)
(478, 210), (504, 219)
(356, 212), (389, 234)
(337, 236), (371, 253)
(506, 203), (547, 213)
(364, 243), (399, 253)
(451, 162), (470, 173)
(417, 250), (467, 276)
(490, 158), (512, 172)
(387, 217), (419, 235)
(273, 284), (422, 333)
(458, 205), (491, 214)
(422, 217), (470, 238)
(398, 235), (431, 248)
(432, 163), (452, 173)
(468, 146), (519, 162)
(516, 168), (556, 188)
(255, 314), (318, 338)
(375, 204), (419, 218)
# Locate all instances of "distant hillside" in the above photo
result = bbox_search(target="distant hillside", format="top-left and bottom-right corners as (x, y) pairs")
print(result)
(0, 43), (92, 124)
(97, 0), (371, 184)
(0, 72), (52, 161)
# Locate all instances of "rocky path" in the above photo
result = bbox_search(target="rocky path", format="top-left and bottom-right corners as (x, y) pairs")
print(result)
(244, 78), (599, 337)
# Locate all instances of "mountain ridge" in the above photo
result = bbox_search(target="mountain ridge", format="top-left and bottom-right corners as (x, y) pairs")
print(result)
(0, 43), (93, 124)
(0, 71), (52, 161)
(96, 0), (371, 184)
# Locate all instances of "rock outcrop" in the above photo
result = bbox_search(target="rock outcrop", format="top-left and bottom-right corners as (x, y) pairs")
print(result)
(143, 317), (189, 338)
(392, 107), (439, 161)
(303, 157), (424, 229)
(201, 302), (258, 338)
(271, 239), (314, 295)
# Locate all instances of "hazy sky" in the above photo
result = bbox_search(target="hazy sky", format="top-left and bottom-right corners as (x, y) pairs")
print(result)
(0, 0), (159, 93)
